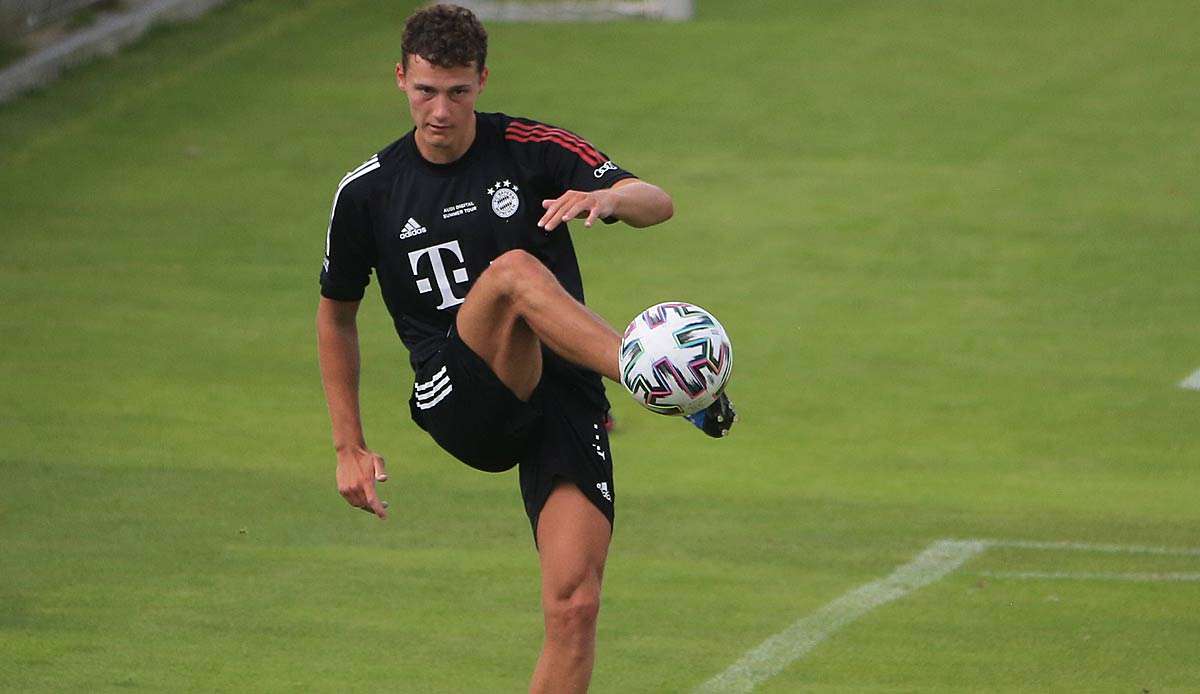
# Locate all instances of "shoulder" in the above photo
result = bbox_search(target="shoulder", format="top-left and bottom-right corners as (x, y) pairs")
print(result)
(489, 112), (607, 166)
(497, 112), (586, 143)
(331, 136), (409, 200)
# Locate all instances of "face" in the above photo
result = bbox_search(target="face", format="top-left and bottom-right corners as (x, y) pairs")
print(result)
(396, 55), (488, 159)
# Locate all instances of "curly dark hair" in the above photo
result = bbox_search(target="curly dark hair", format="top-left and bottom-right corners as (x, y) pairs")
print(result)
(402, 4), (488, 72)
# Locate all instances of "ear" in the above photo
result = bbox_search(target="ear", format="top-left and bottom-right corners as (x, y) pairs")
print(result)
(395, 62), (406, 91)
(478, 66), (489, 93)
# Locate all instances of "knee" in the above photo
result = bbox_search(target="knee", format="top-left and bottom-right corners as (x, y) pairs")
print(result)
(485, 250), (552, 301)
(545, 582), (601, 641)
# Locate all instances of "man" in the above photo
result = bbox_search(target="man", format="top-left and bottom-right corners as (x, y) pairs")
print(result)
(316, 5), (734, 691)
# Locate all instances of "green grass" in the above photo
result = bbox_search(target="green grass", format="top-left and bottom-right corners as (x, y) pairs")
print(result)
(2, 0), (1200, 691)
(0, 37), (25, 67)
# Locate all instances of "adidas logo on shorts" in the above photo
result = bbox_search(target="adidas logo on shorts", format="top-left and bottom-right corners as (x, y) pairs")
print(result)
(596, 482), (612, 502)
(414, 365), (452, 410)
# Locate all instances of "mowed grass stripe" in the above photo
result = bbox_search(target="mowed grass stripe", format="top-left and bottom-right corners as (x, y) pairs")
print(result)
(0, 1), (325, 164)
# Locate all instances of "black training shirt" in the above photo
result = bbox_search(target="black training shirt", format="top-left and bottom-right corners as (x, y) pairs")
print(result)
(319, 111), (635, 382)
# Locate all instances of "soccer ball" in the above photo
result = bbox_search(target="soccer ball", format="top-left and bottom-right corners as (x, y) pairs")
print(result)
(619, 302), (733, 416)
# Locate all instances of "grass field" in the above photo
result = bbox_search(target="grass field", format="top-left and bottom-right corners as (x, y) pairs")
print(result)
(2, 0), (1199, 691)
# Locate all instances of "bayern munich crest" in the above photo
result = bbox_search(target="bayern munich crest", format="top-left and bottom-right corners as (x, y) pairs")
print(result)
(487, 180), (520, 219)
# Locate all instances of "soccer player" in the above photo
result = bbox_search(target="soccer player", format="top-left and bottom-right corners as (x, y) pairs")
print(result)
(316, 4), (734, 691)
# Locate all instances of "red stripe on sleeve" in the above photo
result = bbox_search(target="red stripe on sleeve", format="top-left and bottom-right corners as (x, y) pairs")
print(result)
(506, 122), (605, 166)
(506, 132), (604, 167)
(506, 122), (603, 160)
(506, 120), (593, 144)
(506, 132), (605, 167)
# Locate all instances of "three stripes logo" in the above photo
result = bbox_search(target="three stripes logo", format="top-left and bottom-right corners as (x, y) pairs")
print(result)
(399, 217), (427, 240)
(414, 365), (452, 410)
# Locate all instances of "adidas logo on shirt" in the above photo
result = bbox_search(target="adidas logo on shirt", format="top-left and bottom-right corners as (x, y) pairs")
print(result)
(399, 217), (427, 239)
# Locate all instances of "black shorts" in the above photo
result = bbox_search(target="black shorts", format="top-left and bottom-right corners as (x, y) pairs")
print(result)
(409, 326), (615, 536)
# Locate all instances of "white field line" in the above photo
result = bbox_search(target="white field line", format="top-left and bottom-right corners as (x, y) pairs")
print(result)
(978, 570), (1200, 582)
(694, 539), (988, 694)
(1180, 368), (1200, 390)
(979, 538), (1200, 557)
(697, 537), (1200, 693)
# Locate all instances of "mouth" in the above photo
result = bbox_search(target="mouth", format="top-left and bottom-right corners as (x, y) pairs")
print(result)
(426, 123), (452, 135)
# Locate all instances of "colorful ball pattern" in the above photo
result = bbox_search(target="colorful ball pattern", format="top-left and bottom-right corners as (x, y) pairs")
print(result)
(619, 302), (733, 416)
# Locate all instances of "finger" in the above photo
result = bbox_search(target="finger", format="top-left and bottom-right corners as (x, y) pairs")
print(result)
(364, 485), (388, 520)
(539, 197), (568, 229)
(373, 456), (388, 482)
(542, 193), (582, 229)
(539, 196), (565, 224)
(561, 200), (591, 222)
(585, 205), (601, 228)
(342, 480), (367, 508)
(541, 209), (564, 231)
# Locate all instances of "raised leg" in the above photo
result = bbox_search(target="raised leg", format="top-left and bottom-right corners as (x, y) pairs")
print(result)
(529, 481), (611, 693)
(456, 250), (621, 401)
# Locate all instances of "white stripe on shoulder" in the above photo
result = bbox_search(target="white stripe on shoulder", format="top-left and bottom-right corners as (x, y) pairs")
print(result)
(334, 157), (381, 195)
(325, 156), (382, 257)
(339, 155), (380, 186)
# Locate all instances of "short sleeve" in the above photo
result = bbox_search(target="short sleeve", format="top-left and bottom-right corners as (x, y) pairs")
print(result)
(319, 159), (379, 301)
(504, 117), (637, 212)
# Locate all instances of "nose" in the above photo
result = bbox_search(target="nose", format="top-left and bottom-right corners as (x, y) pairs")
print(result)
(431, 94), (452, 120)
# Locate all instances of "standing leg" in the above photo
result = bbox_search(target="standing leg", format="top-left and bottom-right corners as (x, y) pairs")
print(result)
(529, 481), (611, 693)
(453, 250), (617, 689)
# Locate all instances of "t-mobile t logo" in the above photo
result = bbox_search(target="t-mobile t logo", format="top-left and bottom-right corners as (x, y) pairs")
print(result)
(408, 240), (469, 310)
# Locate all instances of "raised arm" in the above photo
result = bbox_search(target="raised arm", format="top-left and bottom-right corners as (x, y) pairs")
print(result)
(538, 178), (673, 231)
(317, 297), (389, 519)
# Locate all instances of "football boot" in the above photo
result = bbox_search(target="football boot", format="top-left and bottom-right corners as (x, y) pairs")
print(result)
(685, 392), (737, 438)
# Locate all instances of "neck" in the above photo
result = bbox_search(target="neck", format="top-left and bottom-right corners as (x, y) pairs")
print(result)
(415, 113), (477, 164)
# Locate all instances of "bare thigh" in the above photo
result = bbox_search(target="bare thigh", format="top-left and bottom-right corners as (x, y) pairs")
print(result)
(537, 480), (612, 606)
(455, 258), (542, 402)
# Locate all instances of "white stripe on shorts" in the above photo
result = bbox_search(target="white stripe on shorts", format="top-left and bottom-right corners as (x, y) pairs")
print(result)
(415, 385), (453, 410)
(415, 377), (451, 402)
(415, 366), (448, 393)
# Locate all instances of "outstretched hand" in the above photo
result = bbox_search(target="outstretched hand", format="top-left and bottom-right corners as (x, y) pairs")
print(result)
(335, 445), (389, 520)
(539, 189), (618, 231)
